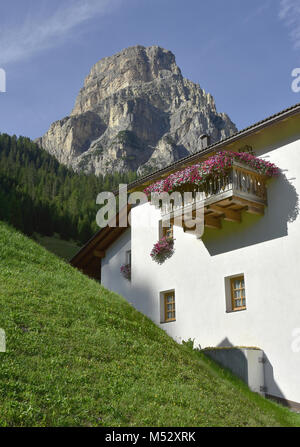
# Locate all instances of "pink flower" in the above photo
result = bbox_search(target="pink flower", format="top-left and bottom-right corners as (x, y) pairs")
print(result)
(143, 151), (279, 195)
(150, 236), (175, 264)
(120, 263), (131, 280)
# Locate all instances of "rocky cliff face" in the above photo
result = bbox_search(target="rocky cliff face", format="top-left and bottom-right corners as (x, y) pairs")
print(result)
(37, 45), (237, 176)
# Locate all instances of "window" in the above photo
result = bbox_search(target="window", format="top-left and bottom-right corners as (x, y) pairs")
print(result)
(162, 222), (173, 239)
(125, 250), (131, 265)
(230, 276), (246, 311)
(163, 290), (176, 322)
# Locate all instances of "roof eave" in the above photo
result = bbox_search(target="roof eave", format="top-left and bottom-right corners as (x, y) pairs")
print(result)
(116, 102), (300, 195)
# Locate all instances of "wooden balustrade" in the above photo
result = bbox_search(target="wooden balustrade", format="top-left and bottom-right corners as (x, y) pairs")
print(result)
(158, 162), (268, 231)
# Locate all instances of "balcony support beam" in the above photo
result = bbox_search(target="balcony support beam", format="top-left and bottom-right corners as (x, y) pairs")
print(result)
(208, 204), (241, 223)
(232, 196), (265, 215)
(246, 205), (264, 216)
(205, 215), (222, 229)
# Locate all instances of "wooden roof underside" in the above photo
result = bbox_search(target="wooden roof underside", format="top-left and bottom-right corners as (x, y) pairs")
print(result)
(70, 205), (131, 280)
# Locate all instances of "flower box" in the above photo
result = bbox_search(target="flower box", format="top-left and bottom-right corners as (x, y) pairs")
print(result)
(150, 237), (174, 264)
(144, 152), (279, 231)
(120, 263), (131, 281)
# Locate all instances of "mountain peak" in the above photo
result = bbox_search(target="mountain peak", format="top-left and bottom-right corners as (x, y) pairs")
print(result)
(37, 46), (237, 176)
(71, 45), (181, 116)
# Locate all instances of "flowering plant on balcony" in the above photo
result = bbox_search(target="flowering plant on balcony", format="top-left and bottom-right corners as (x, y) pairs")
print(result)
(144, 151), (279, 196)
(150, 236), (174, 264)
(120, 263), (131, 280)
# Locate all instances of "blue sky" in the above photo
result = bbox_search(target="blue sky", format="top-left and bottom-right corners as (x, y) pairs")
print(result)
(0, 0), (300, 139)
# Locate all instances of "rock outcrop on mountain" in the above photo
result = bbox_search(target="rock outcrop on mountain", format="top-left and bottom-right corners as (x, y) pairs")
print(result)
(36, 45), (237, 176)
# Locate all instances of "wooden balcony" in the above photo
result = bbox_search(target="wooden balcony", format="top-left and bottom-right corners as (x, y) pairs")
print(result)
(160, 162), (268, 230)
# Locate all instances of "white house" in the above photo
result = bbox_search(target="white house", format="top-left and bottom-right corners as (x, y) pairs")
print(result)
(71, 103), (300, 410)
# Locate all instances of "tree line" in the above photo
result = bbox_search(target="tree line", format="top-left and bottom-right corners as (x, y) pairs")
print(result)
(0, 133), (137, 244)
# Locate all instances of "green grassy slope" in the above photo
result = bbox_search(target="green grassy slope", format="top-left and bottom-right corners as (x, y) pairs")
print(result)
(0, 221), (299, 427)
(33, 234), (81, 262)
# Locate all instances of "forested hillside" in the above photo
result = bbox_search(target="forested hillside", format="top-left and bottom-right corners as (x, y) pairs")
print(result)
(0, 134), (137, 244)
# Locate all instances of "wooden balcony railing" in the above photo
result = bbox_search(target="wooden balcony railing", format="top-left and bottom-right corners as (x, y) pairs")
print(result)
(159, 162), (268, 230)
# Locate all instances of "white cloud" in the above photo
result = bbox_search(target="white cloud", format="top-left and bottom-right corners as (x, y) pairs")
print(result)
(0, 0), (120, 65)
(279, 0), (300, 49)
(243, 1), (272, 25)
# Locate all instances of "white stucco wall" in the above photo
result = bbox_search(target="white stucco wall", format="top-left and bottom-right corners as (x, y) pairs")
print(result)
(101, 229), (132, 299)
(101, 130), (300, 405)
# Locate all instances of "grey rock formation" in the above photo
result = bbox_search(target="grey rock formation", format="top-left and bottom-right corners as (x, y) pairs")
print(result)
(36, 45), (237, 176)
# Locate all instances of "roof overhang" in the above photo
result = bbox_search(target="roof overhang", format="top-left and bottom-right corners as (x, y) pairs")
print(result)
(70, 204), (131, 279)
(116, 102), (300, 196)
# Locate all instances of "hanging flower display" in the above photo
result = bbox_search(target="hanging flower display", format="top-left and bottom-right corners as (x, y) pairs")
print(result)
(120, 263), (131, 280)
(143, 151), (279, 197)
(150, 236), (175, 264)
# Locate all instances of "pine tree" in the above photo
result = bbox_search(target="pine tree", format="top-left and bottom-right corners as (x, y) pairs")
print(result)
(0, 133), (140, 244)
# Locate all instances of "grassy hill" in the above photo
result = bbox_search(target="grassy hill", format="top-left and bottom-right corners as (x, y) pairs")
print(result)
(0, 221), (299, 427)
(33, 233), (81, 262)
